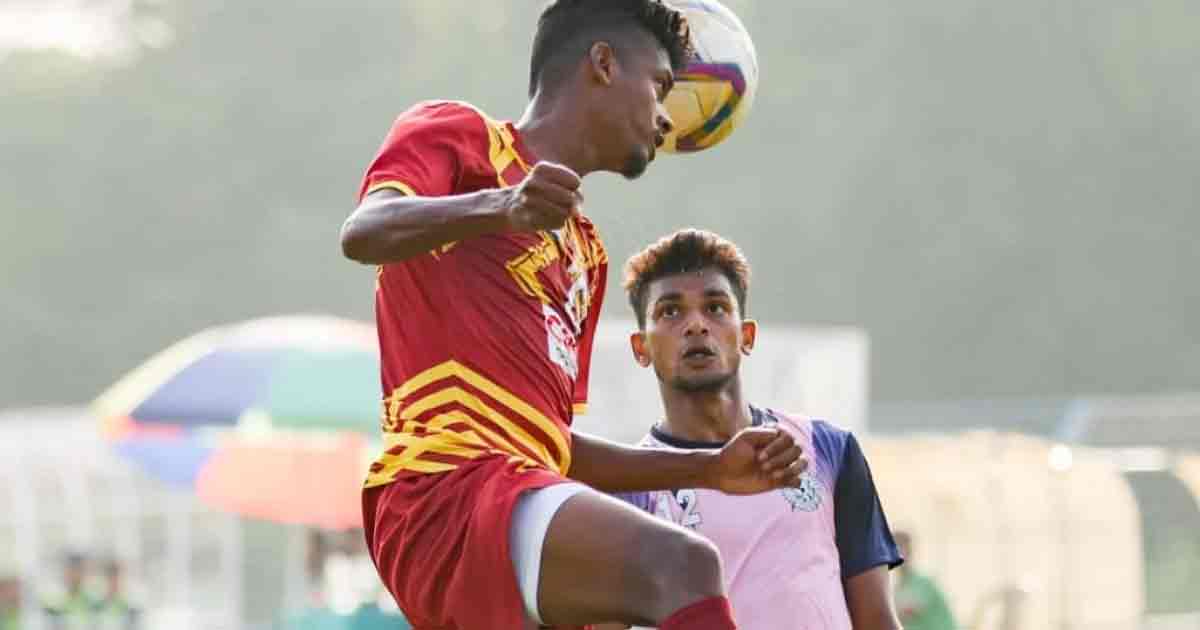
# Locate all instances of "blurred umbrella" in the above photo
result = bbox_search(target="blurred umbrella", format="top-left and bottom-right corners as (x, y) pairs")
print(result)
(93, 315), (381, 529)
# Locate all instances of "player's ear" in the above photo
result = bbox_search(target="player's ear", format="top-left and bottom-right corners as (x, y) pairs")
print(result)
(740, 319), (758, 356)
(630, 331), (653, 367)
(588, 41), (617, 86)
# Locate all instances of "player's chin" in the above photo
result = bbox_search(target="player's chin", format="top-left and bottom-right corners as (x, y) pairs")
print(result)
(619, 148), (651, 180)
(671, 371), (733, 393)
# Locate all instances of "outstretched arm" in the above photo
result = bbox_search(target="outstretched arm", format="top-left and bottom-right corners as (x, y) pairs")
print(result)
(567, 428), (806, 494)
(340, 188), (510, 264)
(341, 162), (583, 264)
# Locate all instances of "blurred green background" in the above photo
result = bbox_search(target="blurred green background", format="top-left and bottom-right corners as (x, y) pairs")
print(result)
(3, 0), (1198, 405)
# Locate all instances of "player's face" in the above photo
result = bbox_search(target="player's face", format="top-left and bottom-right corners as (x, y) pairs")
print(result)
(65, 563), (85, 590)
(633, 269), (756, 393)
(598, 41), (676, 179)
(0, 579), (19, 608)
(106, 570), (122, 594)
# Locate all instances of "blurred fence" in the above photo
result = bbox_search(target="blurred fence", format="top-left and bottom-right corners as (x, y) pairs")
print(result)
(0, 407), (243, 629)
(3, 338), (1199, 629)
(872, 395), (1200, 630)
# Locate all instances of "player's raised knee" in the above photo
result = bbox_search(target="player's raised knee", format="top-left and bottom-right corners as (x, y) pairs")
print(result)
(669, 530), (724, 591)
(638, 527), (724, 622)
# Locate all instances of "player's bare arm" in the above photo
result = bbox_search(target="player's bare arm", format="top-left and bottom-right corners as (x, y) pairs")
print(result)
(341, 161), (582, 264)
(567, 427), (807, 494)
(844, 566), (903, 630)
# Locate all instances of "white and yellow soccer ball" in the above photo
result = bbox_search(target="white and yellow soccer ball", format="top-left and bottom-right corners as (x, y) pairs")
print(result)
(661, 0), (759, 153)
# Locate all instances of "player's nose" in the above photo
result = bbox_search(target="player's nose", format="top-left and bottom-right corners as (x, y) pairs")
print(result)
(656, 102), (674, 137)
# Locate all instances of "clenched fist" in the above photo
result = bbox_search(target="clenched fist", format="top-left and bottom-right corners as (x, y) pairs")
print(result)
(708, 427), (808, 495)
(501, 162), (583, 233)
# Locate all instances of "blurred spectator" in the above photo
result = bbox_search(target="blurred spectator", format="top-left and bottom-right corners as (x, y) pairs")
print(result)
(42, 552), (97, 630)
(95, 558), (140, 630)
(968, 582), (1031, 630)
(280, 606), (345, 630)
(0, 576), (22, 630)
(280, 598), (412, 630)
(346, 600), (410, 630)
(279, 531), (340, 630)
(280, 529), (411, 630)
(894, 531), (958, 630)
(305, 530), (331, 607)
(339, 531), (410, 630)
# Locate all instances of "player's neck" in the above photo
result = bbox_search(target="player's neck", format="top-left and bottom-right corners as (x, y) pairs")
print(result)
(658, 382), (752, 444)
(515, 96), (599, 176)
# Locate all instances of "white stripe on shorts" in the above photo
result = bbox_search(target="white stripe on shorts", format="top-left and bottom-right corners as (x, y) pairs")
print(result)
(509, 482), (589, 625)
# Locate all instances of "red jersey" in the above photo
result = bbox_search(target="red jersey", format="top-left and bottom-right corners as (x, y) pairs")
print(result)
(358, 101), (608, 488)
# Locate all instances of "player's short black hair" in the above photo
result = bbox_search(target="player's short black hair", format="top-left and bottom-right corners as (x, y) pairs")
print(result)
(624, 228), (751, 329)
(529, 0), (693, 97)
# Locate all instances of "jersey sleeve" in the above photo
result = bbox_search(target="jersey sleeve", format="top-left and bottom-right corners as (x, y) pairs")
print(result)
(571, 262), (607, 415)
(833, 432), (903, 578)
(357, 101), (485, 201)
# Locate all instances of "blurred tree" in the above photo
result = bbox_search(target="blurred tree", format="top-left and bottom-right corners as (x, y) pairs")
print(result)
(2, 0), (1198, 406)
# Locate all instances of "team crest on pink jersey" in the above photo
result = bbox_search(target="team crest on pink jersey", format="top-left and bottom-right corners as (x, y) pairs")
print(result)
(782, 473), (824, 512)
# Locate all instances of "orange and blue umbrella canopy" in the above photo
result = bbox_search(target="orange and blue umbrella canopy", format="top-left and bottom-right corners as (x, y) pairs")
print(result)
(93, 315), (381, 529)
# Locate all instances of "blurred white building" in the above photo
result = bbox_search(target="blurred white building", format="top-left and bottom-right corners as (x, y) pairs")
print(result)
(0, 407), (243, 629)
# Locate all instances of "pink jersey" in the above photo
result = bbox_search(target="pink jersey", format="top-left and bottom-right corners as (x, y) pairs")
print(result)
(619, 407), (901, 629)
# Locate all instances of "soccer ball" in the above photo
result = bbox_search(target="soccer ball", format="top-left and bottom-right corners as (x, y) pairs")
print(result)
(661, 0), (759, 153)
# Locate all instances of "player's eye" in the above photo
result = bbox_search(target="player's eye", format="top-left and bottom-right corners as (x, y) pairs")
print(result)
(660, 304), (680, 318)
(707, 302), (729, 315)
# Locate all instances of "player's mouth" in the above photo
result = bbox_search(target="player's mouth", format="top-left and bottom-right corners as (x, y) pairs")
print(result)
(681, 345), (717, 364)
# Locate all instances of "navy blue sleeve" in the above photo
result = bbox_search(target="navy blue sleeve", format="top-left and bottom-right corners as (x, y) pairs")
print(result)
(832, 430), (903, 579)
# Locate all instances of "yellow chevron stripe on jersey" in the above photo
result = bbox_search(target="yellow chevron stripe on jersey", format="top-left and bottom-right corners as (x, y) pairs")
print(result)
(397, 387), (556, 469)
(380, 360), (572, 472)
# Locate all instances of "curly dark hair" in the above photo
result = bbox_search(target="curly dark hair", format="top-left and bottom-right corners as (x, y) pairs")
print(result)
(623, 228), (751, 329)
(529, 0), (693, 97)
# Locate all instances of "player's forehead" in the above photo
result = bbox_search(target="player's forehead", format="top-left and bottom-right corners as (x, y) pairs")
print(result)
(646, 268), (736, 303)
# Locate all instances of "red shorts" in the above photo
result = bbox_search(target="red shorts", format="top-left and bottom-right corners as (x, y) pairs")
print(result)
(362, 455), (570, 630)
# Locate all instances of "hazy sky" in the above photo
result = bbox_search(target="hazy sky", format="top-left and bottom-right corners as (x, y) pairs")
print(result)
(0, 0), (171, 60)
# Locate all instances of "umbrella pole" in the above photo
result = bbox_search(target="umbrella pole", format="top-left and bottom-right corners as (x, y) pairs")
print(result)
(167, 491), (192, 615)
(220, 511), (243, 627)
